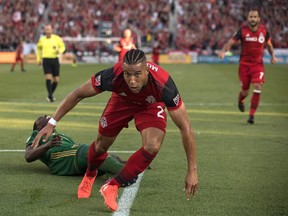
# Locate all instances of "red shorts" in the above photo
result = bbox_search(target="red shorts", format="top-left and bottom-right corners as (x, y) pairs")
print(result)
(238, 62), (265, 91)
(98, 94), (167, 137)
(15, 56), (23, 62)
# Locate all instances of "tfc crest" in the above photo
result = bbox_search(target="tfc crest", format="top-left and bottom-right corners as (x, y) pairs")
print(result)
(146, 95), (156, 104)
(258, 32), (265, 43)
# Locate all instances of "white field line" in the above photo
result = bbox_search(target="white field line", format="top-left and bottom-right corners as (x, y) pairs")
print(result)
(113, 172), (144, 216)
(0, 149), (135, 153)
(0, 100), (288, 106)
(0, 148), (141, 215)
(0, 148), (144, 216)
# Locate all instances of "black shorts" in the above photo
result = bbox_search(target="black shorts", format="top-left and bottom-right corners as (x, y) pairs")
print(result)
(43, 58), (60, 76)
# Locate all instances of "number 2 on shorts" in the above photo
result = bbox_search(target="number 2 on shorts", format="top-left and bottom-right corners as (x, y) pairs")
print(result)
(157, 106), (165, 119)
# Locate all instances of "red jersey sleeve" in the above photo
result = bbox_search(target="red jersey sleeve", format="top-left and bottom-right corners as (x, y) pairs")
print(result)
(232, 28), (242, 41)
(91, 67), (115, 93)
(162, 76), (182, 111)
(265, 31), (271, 43)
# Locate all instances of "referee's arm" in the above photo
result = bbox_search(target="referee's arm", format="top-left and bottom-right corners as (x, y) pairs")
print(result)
(57, 36), (65, 55)
(36, 39), (43, 63)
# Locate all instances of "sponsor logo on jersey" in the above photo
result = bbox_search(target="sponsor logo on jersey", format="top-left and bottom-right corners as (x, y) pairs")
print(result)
(100, 117), (108, 128)
(245, 35), (258, 42)
(119, 92), (127, 96)
(173, 94), (180, 106)
(147, 63), (159, 72)
(146, 95), (156, 104)
(94, 75), (101, 86)
(258, 32), (265, 43)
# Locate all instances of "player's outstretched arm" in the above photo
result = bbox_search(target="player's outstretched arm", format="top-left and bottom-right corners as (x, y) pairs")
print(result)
(114, 44), (122, 52)
(32, 79), (99, 149)
(266, 40), (277, 64)
(168, 102), (198, 200)
(218, 38), (235, 59)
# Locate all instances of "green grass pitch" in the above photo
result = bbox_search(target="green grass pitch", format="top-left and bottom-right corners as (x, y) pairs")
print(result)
(0, 63), (287, 216)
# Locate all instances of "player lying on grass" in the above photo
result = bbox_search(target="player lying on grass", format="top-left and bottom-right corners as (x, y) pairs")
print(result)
(25, 115), (137, 185)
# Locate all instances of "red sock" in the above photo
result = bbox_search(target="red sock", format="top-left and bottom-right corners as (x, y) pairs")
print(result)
(109, 147), (156, 187)
(86, 142), (108, 177)
(238, 91), (247, 103)
(249, 90), (261, 116)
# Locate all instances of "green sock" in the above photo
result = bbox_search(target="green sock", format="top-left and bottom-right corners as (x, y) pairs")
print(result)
(99, 155), (124, 174)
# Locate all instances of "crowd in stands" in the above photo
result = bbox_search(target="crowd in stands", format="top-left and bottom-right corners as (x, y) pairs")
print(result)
(0, 0), (49, 51)
(176, 0), (288, 55)
(0, 0), (287, 56)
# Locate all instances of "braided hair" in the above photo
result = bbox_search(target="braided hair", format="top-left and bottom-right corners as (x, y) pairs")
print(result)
(123, 49), (146, 65)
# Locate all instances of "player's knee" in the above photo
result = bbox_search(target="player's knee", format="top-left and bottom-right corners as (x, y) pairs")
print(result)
(45, 74), (53, 80)
(94, 142), (109, 154)
(94, 135), (115, 153)
(143, 142), (161, 154)
(253, 83), (262, 91)
(241, 90), (249, 97)
(54, 77), (60, 82)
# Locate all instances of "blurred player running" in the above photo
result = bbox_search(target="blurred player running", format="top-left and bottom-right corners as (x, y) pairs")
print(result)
(219, 8), (277, 124)
(10, 41), (26, 72)
(114, 28), (137, 61)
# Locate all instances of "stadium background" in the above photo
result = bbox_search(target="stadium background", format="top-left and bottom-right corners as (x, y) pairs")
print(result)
(0, 1), (288, 215)
(0, 0), (287, 64)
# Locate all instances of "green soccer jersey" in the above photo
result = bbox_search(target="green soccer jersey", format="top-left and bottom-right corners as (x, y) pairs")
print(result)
(26, 130), (88, 176)
(26, 130), (125, 176)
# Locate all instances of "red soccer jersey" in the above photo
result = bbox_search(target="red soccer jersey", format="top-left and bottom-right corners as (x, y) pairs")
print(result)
(233, 24), (270, 64)
(91, 61), (182, 111)
(152, 46), (160, 64)
(118, 38), (135, 61)
(16, 44), (23, 59)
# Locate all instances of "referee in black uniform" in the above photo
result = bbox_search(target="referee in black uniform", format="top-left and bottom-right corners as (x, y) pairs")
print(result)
(36, 24), (65, 102)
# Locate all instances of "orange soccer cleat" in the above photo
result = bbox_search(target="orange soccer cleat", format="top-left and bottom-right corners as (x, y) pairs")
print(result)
(100, 183), (119, 211)
(77, 173), (96, 198)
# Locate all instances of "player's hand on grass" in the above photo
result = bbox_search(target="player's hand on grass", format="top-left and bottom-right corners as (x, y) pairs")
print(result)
(32, 124), (54, 149)
(184, 171), (198, 200)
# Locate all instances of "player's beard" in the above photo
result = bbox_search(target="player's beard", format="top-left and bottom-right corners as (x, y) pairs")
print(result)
(248, 21), (258, 28)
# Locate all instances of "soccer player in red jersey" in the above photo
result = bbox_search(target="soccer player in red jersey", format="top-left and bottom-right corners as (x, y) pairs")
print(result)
(32, 49), (198, 211)
(219, 9), (277, 124)
(152, 41), (161, 65)
(10, 41), (26, 72)
(114, 28), (137, 61)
